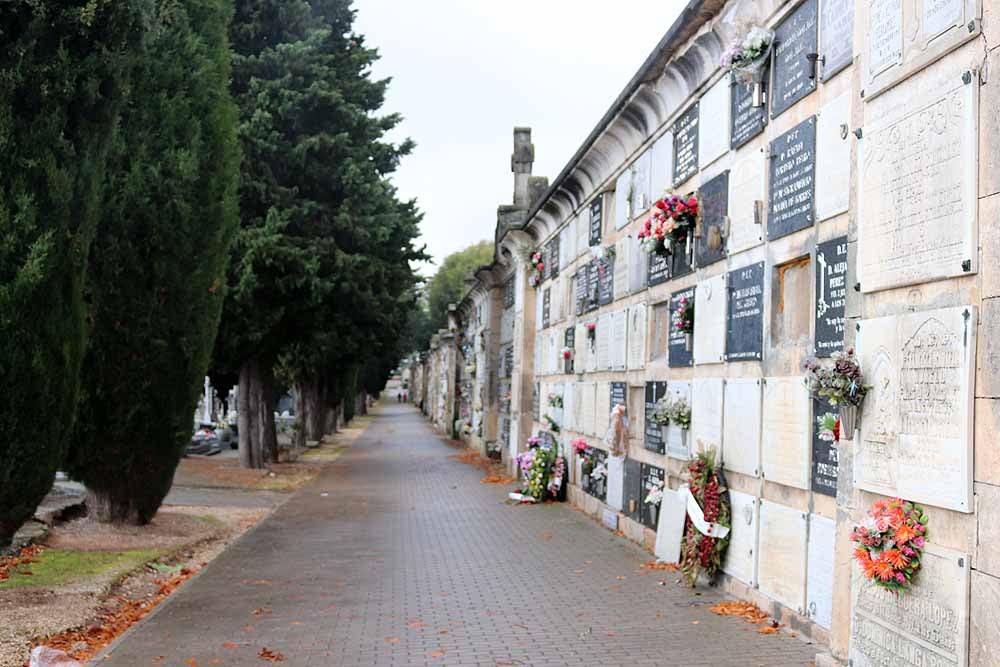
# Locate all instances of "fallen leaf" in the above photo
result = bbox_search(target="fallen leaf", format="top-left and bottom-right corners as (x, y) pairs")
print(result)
(640, 560), (680, 572)
(615, 575), (626, 580)
(758, 625), (779, 635)
(152, 658), (165, 664)
(258, 647), (285, 661)
(407, 619), (426, 629)
(426, 649), (446, 658)
(438, 629), (449, 635)
(710, 600), (770, 625)
(252, 607), (272, 616)
(691, 620), (700, 625)
(384, 637), (400, 644)
(223, 641), (239, 650)
(186, 659), (198, 667)
(538, 532), (553, 540)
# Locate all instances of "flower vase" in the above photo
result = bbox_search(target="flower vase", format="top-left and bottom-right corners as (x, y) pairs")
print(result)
(648, 504), (658, 529)
(839, 404), (858, 438)
(684, 333), (693, 352)
(661, 424), (670, 443)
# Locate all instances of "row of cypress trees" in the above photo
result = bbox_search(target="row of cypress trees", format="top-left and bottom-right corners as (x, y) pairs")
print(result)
(0, 0), (422, 545)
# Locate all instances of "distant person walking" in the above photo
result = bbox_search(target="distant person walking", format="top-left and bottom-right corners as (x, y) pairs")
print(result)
(397, 392), (402, 403)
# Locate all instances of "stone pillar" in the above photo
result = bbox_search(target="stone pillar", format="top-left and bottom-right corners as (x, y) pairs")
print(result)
(508, 250), (537, 474)
(511, 127), (534, 210)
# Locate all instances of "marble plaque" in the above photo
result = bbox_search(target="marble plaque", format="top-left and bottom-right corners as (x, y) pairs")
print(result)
(690, 378), (724, 459)
(694, 274), (727, 365)
(595, 381), (611, 439)
(548, 333), (559, 376)
(631, 148), (653, 213)
(814, 236), (848, 357)
(806, 513), (835, 630)
(723, 378), (762, 477)
(669, 287), (696, 367)
(727, 151), (765, 254)
(640, 464), (665, 529)
(601, 508), (619, 530)
(627, 303), (647, 370)
(627, 235), (647, 293)
(589, 197), (603, 246)
(812, 397), (839, 496)
(666, 381), (692, 457)
(542, 288), (551, 329)
(758, 500), (808, 613)
(597, 257), (614, 306)
(606, 454), (625, 511)
(614, 169), (631, 229)
(820, 0), (854, 80)
(611, 310), (627, 371)
(723, 490), (759, 586)
(580, 382), (597, 436)
(547, 236), (560, 279)
(500, 307), (514, 343)
(596, 314), (611, 370)
(650, 132), (673, 199)
(761, 376), (812, 490)
(654, 487), (687, 564)
(623, 458), (643, 521)
(647, 251), (670, 287)
(576, 323), (589, 373)
(856, 305), (976, 512)
(613, 237), (630, 300)
(695, 170), (729, 267)
(672, 102), (700, 186)
(771, 0), (819, 119)
(610, 381), (627, 411)
(731, 75), (768, 150)
(644, 381), (668, 454)
(924, 0), (963, 39)
(559, 222), (574, 270)
(849, 544), (970, 667)
(562, 383), (575, 431)
(564, 327), (575, 374)
(868, 0), (903, 78)
(858, 64), (978, 293)
(726, 262), (765, 361)
(815, 90), (851, 221)
(768, 116), (817, 240)
(699, 76), (730, 168)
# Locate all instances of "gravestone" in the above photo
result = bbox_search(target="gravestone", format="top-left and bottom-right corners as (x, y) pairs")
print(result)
(650, 133), (673, 199)
(580, 382), (597, 436)
(564, 327), (575, 374)
(723, 490), (759, 587)
(668, 286), (696, 367)
(856, 305), (976, 512)
(858, 64), (978, 292)
(499, 379), (511, 415)
(626, 304), (647, 371)
(672, 102), (700, 186)
(611, 310), (627, 371)
(644, 381), (668, 454)
(726, 262), (764, 361)
(731, 76), (767, 150)
(575, 266), (589, 316)
(806, 513), (835, 629)
(601, 509), (618, 531)
(665, 381), (692, 458)
(820, 0), (853, 80)
(758, 500), (808, 613)
(849, 544), (970, 667)
(542, 288), (551, 329)
(695, 170), (729, 267)
(814, 236), (847, 357)
(627, 236), (647, 294)
(815, 90), (851, 221)
(595, 381), (611, 440)
(727, 152), (765, 254)
(722, 378), (762, 477)
(563, 383), (575, 431)
(587, 259), (601, 311)
(699, 77), (729, 168)
(613, 237), (630, 301)
(654, 487), (687, 564)
(631, 149), (653, 213)
(588, 448), (608, 501)
(589, 197), (603, 246)
(761, 376), (811, 490)
(639, 464), (665, 530)
(868, 0), (902, 78)
(595, 314), (611, 371)
(547, 236), (560, 279)
(771, 0), (818, 118)
(623, 458), (643, 521)
(610, 382), (627, 411)
(811, 397), (838, 497)
(597, 257), (614, 306)
(694, 274), (726, 365)
(768, 116), (816, 240)
(647, 252), (670, 287)
(690, 377), (724, 458)
(615, 169), (631, 229)
(606, 454), (625, 511)
(503, 345), (514, 378)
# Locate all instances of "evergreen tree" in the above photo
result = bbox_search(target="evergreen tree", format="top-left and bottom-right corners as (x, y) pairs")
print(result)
(0, 1), (146, 546)
(65, 0), (240, 524)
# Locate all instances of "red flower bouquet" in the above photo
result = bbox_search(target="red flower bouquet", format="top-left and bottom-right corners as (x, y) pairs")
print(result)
(852, 498), (928, 592)
(680, 449), (731, 586)
(638, 193), (700, 257)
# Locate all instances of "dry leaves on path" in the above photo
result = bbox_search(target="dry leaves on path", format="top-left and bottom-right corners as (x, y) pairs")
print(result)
(710, 600), (782, 635)
(258, 647), (285, 661)
(640, 560), (680, 572)
(0, 545), (43, 581)
(480, 474), (514, 484)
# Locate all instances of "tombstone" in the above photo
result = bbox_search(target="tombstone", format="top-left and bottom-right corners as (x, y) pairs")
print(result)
(559, 222), (574, 271)
(650, 133), (673, 198)
(627, 235), (647, 294)
(626, 304), (647, 370)
(665, 381), (692, 459)
(815, 90), (851, 221)
(610, 310), (627, 371)
(814, 236), (847, 358)
(614, 169), (631, 230)
(820, 0), (853, 80)
(610, 382), (627, 411)
(597, 256), (614, 306)
(613, 237), (630, 301)
(849, 544), (970, 667)
(767, 116), (816, 240)
(595, 314), (611, 371)
(672, 102), (699, 186)
(668, 286), (696, 368)
(856, 305), (976, 512)
(761, 376), (811, 490)
(806, 513), (835, 629)
(498, 379), (512, 415)
(725, 262), (764, 361)
(563, 383), (575, 431)
(594, 381), (611, 439)
(542, 287), (551, 329)
(639, 464), (665, 530)
(695, 171), (729, 267)
(727, 152), (765, 254)
(623, 458), (643, 520)
(589, 197), (603, 246)
(867, 0), (903, 80)
(643, 381), (667, 454)
(722, 378), (762, 477)
(601, 508), (619, 530)
(605, 454), (625, 511)
(723, 490), (759, 587)
(647, 251), (670, 287)
(698, 76), (729, 168)
(580, 382), (597, 436)
(690, 378), (724, 458)
(654, 487), (687, 564)
(584, 321), (598, 373)
(631, 148), (653, 213)
(564, 327), (575, 374)
(811, 397), (839, 497)
(693, 274), (726, 365)
(587, 259), (601, 312)
(587, 448), (608, 500)
(858, 61), (978, 293)
(731, 74), (767, 150)
(771, 0), (818, 119)
(575, 266), (588, 316)
(758, 500), (808, 614)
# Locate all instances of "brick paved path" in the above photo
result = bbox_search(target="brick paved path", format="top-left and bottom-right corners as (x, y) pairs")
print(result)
(98, 402), (817, 666)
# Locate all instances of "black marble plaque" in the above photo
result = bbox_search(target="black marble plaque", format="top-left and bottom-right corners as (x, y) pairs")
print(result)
(695, 171), (729, 267)
(586, 260), (601, 312)
(815, 236), (847, 357)
(648, 252), (670, 287)
(668, 287), (695, 368)
(623, 458), (643, 521)
(811, 397), (838, 496)
(564, 327), (575, 374)
(583, 447), (608, 501)
(589, 198), (603, 247)
(547, 236), (560, 279)
(610, 382), (627, 412)
(771, 0), (818, 119)
(542, 287), (551, 329)
(532, 382), (540, 421)
(767, 116), (816, 240)
(672, 102), (700, 186)
(731, 76), (768, 149)
(644, 381), (667, 453)
(640, 464), (665, 530)
(726, 262), (765, 361)
(597, 256), (614, 306)
(575, 267), (588, 316)
(820, 0), (853, 81)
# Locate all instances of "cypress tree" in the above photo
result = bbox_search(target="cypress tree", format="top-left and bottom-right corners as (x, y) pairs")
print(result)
(0, 1), (146, 545)
(65, 0), (240, 524)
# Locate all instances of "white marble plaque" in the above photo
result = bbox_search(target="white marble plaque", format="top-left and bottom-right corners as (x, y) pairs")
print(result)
(868, 0), (902, 78)
(722, 378), (762, 477)
(727, 151), (765, 254)
(601, 508), (619, 530)
(666, 381), (692, 458)
(694, 274), (727, 365)
(654, 487), (687, 564)
(613, 237), (630, 301)
(627, 235), (647, 293)
(605, 454), (625, 511)
(856, 305), (976, 512)
(806, 513), (835, 630)
(699, 76), (730, 168)
(550, 278), (563, 323)
(815, 89), (851, 221)
(649, 133), (673, 198)
(614, 169), (631, 229)
(723, 490), (759, 586)
(924, 0), (963, 39)
(761, 376), (812, 490)
(859, 56), (978, 292)
(595, 381), (611, 439)
(575, 212), (589, 257)
(584, 321), (598, 373)
(580, 382), (597, 436)
(535, 288), (544, 332)
(627, 304), (647, 370)
(562, 383), (575, 431)
(690, 378), (724, 459)
(611, 310), (627, 371)
(849, 544), (970, 667)
(559, 224), (573, 270)
(596, 314), (611, 371)
(576, 323), (590, 373)
(631, 148), (653, 213)
(758, 500), (808, 613)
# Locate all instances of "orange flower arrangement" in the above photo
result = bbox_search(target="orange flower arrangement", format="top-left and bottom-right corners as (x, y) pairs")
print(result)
(851, 497), (928, 592)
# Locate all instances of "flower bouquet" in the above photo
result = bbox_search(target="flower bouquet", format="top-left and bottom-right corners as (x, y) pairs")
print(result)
(547, 393), (564, 408)
(803, 348), (869, 434)
(561, 346), (573, 360)
(516, 437), (562, 501)
(680, 448), (731, 586)
(543, 414), (561, 434)
(851, 498), (928, 592)
(638, 194), (700, 258)
(529, 250), (545, 289)
(816, 412), (840, 442)
(721, 26), (774, 84)
(673, 296), (695, 351)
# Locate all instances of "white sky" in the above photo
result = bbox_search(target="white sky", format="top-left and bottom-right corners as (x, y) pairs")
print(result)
(354, 0), (687, 276)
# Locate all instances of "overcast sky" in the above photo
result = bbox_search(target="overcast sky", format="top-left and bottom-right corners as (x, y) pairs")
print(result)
(354, 0), (686, 276)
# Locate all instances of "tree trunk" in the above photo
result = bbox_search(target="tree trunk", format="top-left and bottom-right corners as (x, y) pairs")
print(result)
(298, 379), (326, 441)
(87, 489), (147, 525)
(238, 358), (278, 469)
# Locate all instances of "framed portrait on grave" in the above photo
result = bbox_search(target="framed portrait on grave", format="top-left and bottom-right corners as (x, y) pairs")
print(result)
(668, 287), (695, 368)
(731, 75), (767, 150)
(771, 0), (818, 118)
(767, 117), (816, 240)
(695, 171), (729, 267)
(639, 464), (665, 530)
(814, 237), (847, 357)
(672, 102), (699, 186)
(726, 262), (764, 361)
(643, 381), (668, 454)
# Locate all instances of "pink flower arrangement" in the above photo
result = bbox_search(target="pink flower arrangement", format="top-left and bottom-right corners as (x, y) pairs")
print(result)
(637, 193), (700, 257)
(571, 438), (588, 454)
(851, 498), (928, 592)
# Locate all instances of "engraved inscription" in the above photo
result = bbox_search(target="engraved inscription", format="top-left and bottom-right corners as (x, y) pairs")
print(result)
(869, 0), (902, 76)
